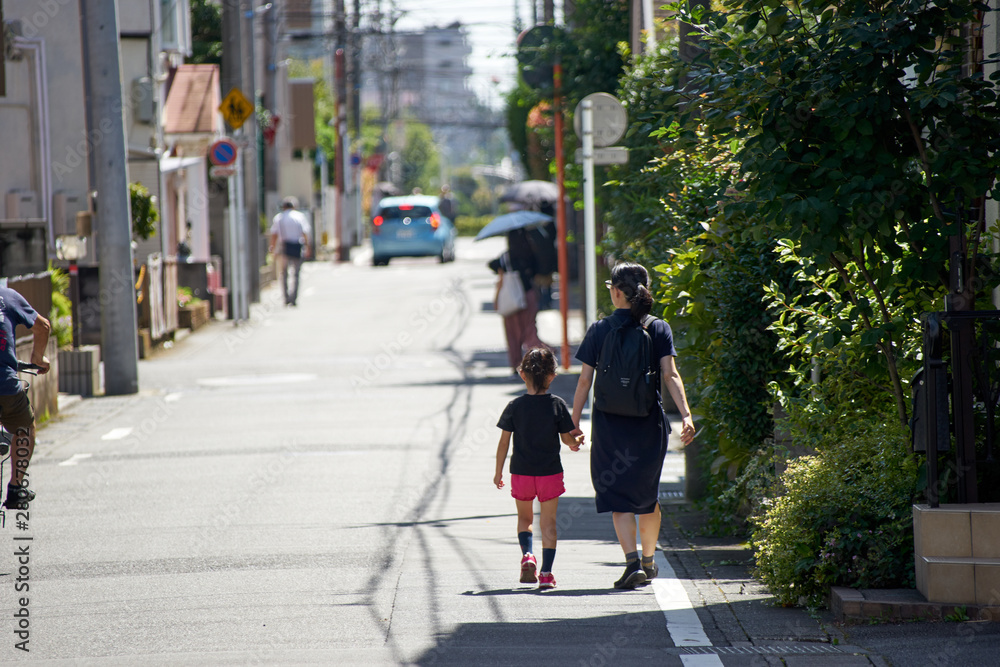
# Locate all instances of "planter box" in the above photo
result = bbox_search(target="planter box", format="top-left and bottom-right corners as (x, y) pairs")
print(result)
(57, 345), (101, 397)
(913, 503), (1000, 605)
(178, 301), (210, 330)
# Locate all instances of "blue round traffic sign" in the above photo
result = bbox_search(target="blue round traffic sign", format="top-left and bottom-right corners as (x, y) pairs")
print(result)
(209, 139), (238, 166)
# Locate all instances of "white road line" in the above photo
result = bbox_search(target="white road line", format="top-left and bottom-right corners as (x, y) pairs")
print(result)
(58, 453), (92, 466)
(100, 427), (133, 440)
(653, 550), (724, 666)
(680, 655), (725, 666)
(164, 392), (183, 403)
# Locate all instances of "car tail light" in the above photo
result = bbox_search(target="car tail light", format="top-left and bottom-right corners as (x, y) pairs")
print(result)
(430, 213), (440, 229)
(372, 215), (382, 235)
(399, 204), (414, 210)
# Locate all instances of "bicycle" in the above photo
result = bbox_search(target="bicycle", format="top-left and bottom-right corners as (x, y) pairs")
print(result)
(0, 361), (41, 459)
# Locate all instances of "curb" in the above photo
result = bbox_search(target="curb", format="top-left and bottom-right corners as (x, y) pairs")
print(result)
(831, 587), (1000, 623)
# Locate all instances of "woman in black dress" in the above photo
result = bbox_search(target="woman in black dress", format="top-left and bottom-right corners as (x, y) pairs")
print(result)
(571, 262), (696, 589)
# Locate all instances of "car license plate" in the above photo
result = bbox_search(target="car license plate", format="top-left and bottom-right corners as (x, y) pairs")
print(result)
(396, 229), (414, 239)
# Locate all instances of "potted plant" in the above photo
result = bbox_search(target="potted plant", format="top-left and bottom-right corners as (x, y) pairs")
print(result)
(177, 287), (210, 330)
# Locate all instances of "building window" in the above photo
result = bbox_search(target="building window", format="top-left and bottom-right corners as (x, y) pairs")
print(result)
(161, 0), (177, 45)
(160, 0), (191, 55)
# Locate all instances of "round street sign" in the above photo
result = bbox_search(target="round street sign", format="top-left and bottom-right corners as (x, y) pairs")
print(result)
(573, 93), (628, 148)
(208, 139), (238, 167)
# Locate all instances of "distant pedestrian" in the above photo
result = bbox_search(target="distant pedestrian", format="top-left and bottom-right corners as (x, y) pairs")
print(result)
(489, 228), (550, 373)
(571, 262), (695, 589)
(438, 185), (457, 224)
(494, 348), (583, 590)
(0, 286), (50, 509)
(269, 196), (311, 306)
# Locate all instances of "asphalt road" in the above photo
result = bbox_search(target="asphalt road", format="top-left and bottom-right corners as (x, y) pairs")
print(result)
(0, 238), (684, 665)
(5, 238), (997, 666)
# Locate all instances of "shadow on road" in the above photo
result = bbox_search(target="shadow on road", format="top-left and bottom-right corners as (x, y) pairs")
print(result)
(411, 610), (671, 665)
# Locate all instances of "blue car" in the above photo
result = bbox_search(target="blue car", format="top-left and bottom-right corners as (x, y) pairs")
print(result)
(371, 195), (457, 266)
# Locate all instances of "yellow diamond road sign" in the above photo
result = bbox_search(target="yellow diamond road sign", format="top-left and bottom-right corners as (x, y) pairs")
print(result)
(220, 87), (253, 130)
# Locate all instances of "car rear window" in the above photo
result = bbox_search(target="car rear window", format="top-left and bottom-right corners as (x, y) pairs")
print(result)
(380, 205), (433, 219)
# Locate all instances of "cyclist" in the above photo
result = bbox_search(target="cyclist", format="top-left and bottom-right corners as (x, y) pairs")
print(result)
(0, 285), (50, 509)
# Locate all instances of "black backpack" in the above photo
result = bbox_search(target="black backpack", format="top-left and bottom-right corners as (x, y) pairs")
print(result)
(593, 314), (659, 417)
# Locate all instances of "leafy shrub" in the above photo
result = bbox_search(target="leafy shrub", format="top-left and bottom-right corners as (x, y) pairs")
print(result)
(129, 182), (159, 241)
(750, 416), (918, 607)
(453, 214), (493, 238)
(49, 266), (73, 349)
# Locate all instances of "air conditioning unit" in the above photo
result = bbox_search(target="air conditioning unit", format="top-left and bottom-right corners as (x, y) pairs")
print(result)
(132, 77), (155, 124)
(6, 190), (39, 220)
(52, 191), (82, 236)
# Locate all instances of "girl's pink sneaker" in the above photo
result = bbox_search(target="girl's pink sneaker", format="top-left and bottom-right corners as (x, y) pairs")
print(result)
(520, 553), (537, 583)
(537, 572), (556, 590)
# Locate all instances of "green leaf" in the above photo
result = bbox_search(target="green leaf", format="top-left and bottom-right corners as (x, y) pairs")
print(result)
(765, 8), (788, 35)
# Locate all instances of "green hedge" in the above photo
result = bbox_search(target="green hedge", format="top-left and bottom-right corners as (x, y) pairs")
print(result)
(750, 418), (918, 607)
(454, 214), (493, 238)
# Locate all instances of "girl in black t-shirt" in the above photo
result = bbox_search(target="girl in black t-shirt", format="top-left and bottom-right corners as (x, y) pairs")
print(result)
(494, 348), (584, 590)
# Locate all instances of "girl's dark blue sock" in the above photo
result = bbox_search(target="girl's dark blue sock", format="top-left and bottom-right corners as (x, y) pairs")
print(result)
(541, 548), (556, 573)
(518, 531), (533, 555)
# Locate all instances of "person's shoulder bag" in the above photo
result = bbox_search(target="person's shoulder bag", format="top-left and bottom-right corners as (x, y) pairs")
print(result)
(496, 255), (527, 317)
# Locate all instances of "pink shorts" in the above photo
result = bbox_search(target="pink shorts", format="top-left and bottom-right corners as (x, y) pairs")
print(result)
(511, 473), (565, 503)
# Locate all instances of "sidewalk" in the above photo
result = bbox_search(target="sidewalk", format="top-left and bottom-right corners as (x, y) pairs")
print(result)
(651, 428), (885, 665)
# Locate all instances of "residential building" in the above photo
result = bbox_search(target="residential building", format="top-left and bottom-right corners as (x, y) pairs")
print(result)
(0, 0), (89, 277)
(361, 22), (501, 179)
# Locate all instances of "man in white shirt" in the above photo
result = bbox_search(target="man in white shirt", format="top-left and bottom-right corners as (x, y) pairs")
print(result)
(269, 196), (311, 306)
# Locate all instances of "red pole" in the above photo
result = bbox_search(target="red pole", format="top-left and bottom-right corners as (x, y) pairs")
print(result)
(553, 63), (570, 369)
(335, 49), (346, 261)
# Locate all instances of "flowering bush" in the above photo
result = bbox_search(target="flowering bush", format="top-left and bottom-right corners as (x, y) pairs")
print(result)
(750, 417), (918, 607)
(177, 287), (202, 308)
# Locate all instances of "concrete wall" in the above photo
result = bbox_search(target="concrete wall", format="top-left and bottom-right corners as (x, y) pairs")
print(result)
(15, 337), (59, 421)
(1, 1), (89, 244)
(118, 1), (152, 35)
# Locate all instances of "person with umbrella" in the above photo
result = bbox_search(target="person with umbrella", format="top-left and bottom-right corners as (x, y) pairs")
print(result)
(500, 182), (560, 310)
(479, 211), (554, 374)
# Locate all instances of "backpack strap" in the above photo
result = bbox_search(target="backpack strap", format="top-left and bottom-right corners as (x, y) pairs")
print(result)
(640, 314), (657, 372)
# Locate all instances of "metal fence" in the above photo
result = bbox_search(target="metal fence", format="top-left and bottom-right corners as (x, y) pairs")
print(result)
(915, 311), (1000, 506)
(8, 271), (52, 340)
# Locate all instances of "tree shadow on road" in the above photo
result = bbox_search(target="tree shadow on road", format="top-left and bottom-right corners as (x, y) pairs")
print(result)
(410, 610), (673, 665)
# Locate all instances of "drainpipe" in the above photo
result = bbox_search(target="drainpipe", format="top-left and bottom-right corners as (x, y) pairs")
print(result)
(15, 38), (52, 247)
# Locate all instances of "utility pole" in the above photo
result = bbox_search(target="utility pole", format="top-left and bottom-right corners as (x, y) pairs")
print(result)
(335, 49), (348, 260)
(240, 1), (261, 303)
(80, 0), (138, 395)
(263, 1), (278, 210)
(351, 0), (362, 137)
(334, 0), (350, 259)
(221, 1), (249, 319)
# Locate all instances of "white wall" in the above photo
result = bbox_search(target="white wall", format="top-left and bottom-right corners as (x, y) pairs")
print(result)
(118, 0), (153, 34)
(1, 1), (89, 239)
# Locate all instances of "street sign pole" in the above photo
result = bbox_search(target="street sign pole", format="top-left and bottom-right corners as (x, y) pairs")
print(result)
(582, 99), (597, 333)
(227, 168), (240, 321)
(216, 89), (252, 322)
(235, 128), (249, 321)
(582, 99), (597, 412)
